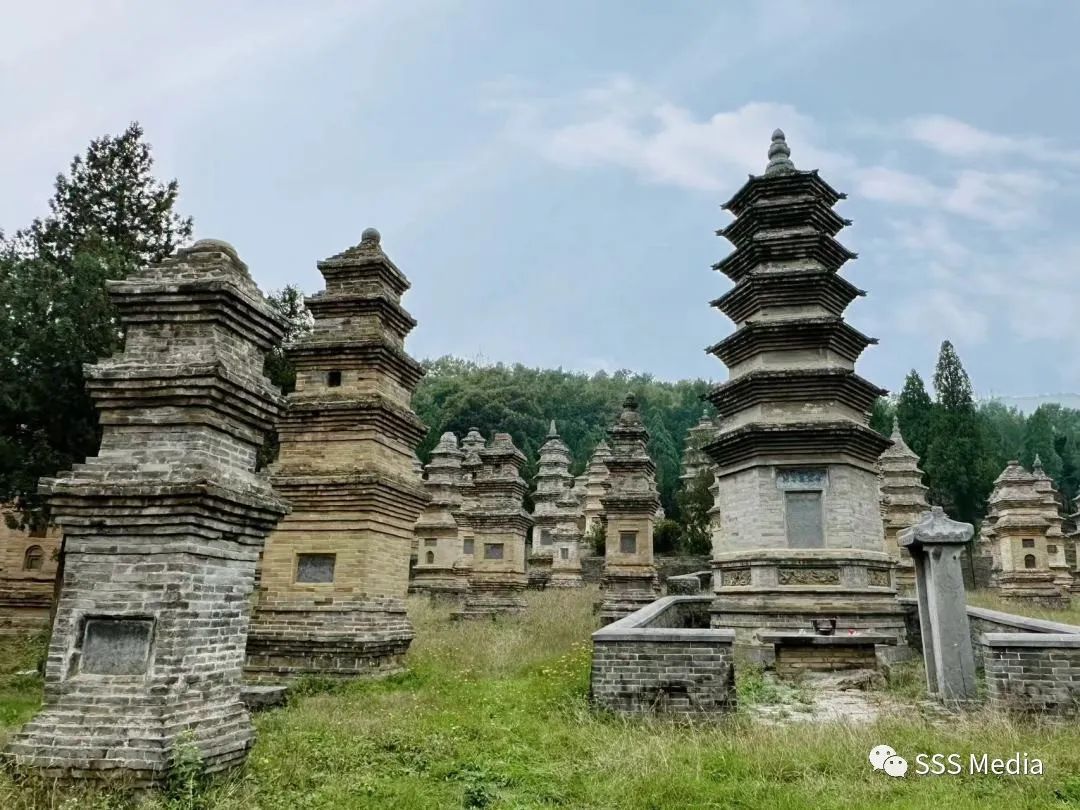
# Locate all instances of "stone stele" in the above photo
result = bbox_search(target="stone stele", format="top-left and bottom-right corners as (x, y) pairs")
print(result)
(245, 228), (429, 680)
(702, 130), (906, 661)
(4, 240), (289, 784)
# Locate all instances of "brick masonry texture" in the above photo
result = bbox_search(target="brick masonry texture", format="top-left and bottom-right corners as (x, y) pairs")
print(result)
(590, 596), (736, 717)
(3, 240), (288, 784)
(899, 597), (1080, 715)
(0, 515), (60, 636)
(246, 229), (429, 679)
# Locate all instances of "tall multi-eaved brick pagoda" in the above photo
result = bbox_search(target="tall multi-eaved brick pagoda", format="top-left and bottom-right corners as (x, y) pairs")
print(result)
(246, 228), (429, 679)
(598, 394), (660, 623)
(680, 409), (716, 487)
(583, 440), (611, 538)
(455, 433), (533, 618)
(412, 432), (468, 599)
(703, 131), (905, 658)
(6, 241), (288, 783)
(549, 485), (585, 588)
(878, 421), (929, 596)
(529, 421), (573, 587)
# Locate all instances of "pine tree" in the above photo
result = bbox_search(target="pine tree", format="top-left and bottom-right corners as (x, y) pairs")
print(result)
(896, 370), (934, 459)
(869, 397), (895, 437)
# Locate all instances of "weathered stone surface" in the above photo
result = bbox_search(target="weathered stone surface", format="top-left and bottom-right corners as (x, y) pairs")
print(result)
(590, 596), (736, 716)
(982, 633), (1080, 716)
(4, 240), (288, 784)
(246, 229), (429, 680)
(878, 419), (928, 596)
(978, 459), (1069, 606)
(411, 432), (468, 599)
(549, 481), (585, 588)
(901, 507), (978, 704)
(703, 131), (905, 659)
(598, 395), (660, 623)
(528, 421), (573, 588)
(453, 433), (532, 618)
(0, 509), (60, 636)
(582, 440), (611, 542)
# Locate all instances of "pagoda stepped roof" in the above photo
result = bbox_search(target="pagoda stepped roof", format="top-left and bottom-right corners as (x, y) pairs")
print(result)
(704, 421), (892, 467)
(711, 267), (864, 322)
(712, 228), (856, 282)
(706, 368), (885, 418)
(706, 316), (876, 367)
(723, 170), (844, 217)
(719, 195), (849, 248)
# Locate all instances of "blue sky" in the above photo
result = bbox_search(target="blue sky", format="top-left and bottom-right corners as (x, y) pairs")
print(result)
(3, 1), (1079, 399)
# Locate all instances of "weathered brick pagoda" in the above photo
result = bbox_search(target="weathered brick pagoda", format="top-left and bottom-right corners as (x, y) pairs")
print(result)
(529, 420), (573, 587)
(246, 228), (429, 679)
(980, 460), (1069, 606)
(598, 394), (660, 623)
(0, 512), (60, 636)
(411, 432), (468, 598)
(703, 130), (906, 659)
(549, 483), (586, 588)
(583, 440), (611, 537)
(679, 409), (717, 487)
(5, 240), (288, 783)
(878, 420), (929, 596)
(454, 433), (532, 618)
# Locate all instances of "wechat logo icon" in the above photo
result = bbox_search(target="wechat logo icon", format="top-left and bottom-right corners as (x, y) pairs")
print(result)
(869, 745), (908, 778)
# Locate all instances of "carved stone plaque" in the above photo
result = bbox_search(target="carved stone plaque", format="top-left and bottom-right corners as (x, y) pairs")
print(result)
(785, 491), (824, 548)
(776, 468), (828, 491)
(868, 568), (891, 587)
(722, 568), (751, 586)
(463, 539), (474, 555)
(484, 543), (504, 560)
(80, 617), (154, 676)
(778, 567), (839, 585)
(619, 531), (638, 554)
(296, 553), (336, 583)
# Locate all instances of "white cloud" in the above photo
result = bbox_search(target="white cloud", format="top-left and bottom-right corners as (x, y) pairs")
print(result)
(905, 114), (1080, 166)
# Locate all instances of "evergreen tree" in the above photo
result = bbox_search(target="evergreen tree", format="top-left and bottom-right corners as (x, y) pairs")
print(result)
(12, 122), (193, 266)
(0, 124), (191, 523)
(263, 285), (314, 395)
(869, 397), (895, 437)
(675, 468), (714, 556)
(896, 370), (934, 460)
(923, 341), (993, 526)
(1021, 405), (1063, 481)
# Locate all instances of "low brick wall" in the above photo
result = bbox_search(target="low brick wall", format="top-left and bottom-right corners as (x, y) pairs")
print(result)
(982, 634), (1080, 716)
(590, 596), (735, 717)
(582, 556), (712, 586)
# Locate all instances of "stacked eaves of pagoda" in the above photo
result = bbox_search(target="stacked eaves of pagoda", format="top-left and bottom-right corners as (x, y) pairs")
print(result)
(703, 129), (890, 470)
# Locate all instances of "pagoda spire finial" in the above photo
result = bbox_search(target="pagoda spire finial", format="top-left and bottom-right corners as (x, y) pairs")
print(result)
(764, 128), (795, 176)
(1034, 453), (1045, 473)
(547, 419), (558, 438)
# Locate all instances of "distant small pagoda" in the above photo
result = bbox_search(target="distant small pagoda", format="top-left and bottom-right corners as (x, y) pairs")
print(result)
(703, 130), (905, 657)
(529, 421), (574, 587)
(878, 420), (929, 596)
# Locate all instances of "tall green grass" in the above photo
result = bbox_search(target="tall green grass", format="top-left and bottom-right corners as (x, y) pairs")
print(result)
(4, 588), (1080, 808)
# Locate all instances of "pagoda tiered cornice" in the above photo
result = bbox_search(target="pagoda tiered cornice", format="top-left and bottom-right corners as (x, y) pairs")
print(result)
(706, 317), (876, 367)
(711, 268), (864, 322)
(704, 420), (892, 468)
(706, 368), (886, 418)
(306, 293), (417, 338)
(719, 196), (849, 249)
(712, 230), (856, 282)
(315, 254), (410, 298)
(277, 394), (428, 446)
(290, 340), (425, 390)
(722, 170), (844, 217)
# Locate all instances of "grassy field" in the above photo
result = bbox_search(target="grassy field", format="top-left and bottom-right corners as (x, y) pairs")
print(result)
(3, 588), (1080, 808)
(967, 589), (1080, 626)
